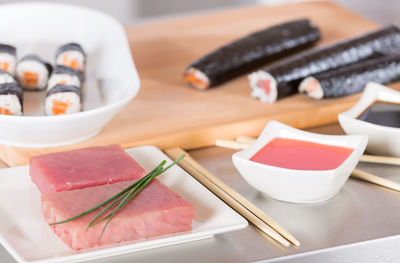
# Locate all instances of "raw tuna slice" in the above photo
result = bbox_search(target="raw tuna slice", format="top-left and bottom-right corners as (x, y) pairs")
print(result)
(30, 145), (145, 194)
(41, 179), (196, 250)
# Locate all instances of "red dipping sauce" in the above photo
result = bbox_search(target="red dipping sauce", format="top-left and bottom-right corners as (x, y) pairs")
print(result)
(250, 138), (354, 170)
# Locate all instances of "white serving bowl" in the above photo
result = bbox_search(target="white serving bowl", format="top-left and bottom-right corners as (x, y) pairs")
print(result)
(0, 3), (139, 147)
(339, 82), (400, 156)
(232, 121), (367, 203)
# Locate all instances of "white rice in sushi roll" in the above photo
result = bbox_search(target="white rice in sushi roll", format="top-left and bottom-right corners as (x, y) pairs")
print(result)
(47, 66), (83, 91)
(0, 70), (16, 84)
(16, 55), (52, 91)
(0, 44), (17, 75)
(45, 84), (81, 115)
(0, 82), (23, 116)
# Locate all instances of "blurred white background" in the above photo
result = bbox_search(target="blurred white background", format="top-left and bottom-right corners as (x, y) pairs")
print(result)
(0, 0), (397, 25)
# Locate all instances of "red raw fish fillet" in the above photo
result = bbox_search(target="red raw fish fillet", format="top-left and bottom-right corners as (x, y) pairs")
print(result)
(30, 145), (145, 194)
(42, 180), (196, 250)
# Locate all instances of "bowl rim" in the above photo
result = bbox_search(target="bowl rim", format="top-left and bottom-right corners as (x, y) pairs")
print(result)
(233, 120), (368, 174)
(0, 2), (139, 122)
(338, 82), (400, 132)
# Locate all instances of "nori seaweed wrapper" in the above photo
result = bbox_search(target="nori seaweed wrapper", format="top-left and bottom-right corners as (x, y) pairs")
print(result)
(306, 53), (400, 98)
(0, 44), (16, 56)
(52, 65), (84, 83)
(185, 18), (321, 88)
(0, 69), (16, 82)
(55, 43), (86, 58)
(20, 55), (53, 75)
(0, 82), (23, 107)
(262, 25), (400, 100)
(47, 84), (82, 99)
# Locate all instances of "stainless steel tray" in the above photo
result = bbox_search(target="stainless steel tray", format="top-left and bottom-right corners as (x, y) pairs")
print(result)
(1, 128), (400, 263)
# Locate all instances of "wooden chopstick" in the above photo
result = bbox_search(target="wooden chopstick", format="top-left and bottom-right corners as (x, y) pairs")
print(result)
(351, 169), (400, 192)
(0, 159), (9, 169)
(219, 137), (400, 167)
(360, 154), (400, 166)
(216, 139), (250, 150)
(216, 137), (400, 194)
(165, 147), (299, 247)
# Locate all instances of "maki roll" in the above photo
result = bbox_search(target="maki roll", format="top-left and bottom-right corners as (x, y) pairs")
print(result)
(47, 65), (83, 91)
(249, 25), (400, 103)
(55, 43), (86, 71)
(45, 84), (81, 115)
(299, 53), (400, 99)
(0, 44), (17, 75)
(184, 19), (321, 90)
(0, 82), (23, 115)
(16, 55), (52, 91)
(0, 69), (16, 84)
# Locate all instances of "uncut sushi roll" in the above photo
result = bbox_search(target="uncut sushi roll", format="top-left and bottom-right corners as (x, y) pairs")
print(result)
(47, 65), (83, 91)
(16, 55), (52, 91)
(45, 84), (81, 115)
(184, 19), (321, 90)
(249, 25), (400, 103)
(55, 43), (86, 72)
(0, 82), (23, 115)
(0, 44), (17, 75)
(299, 53), (400, 99)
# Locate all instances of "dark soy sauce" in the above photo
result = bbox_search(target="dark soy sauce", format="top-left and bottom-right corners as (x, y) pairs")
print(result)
(358, 101), (400, 128)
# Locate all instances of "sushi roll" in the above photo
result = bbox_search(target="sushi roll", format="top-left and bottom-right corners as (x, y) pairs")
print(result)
(55, 43), (86, 71)
(184, 19), (321, 90)
(0, 70), (16, 84)
(0, 44), (17, 75)
(16, 55), (52, 91)
(47, 65), (83, 91)
(45, 84), (81, 115)
(249, 25), (400, 103)
(0, 82), (23, 115)
(299, 53), (400, 99)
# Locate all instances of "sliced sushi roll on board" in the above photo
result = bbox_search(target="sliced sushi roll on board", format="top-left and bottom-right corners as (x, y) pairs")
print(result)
(0, 44), (17, 75)
(249, 25), (400, 103)
(47, 65), (83, 91)
(16, 55), (52, 91)
(0, 82), (23, 115)
(45, 84), (81, 115)
(184, 19), (321, 90)
(299, 53), (400, 99)
(55, 43), (86, 72)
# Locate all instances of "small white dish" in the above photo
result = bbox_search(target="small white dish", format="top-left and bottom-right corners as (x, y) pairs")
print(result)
(232, 121), (367, 203)
(0, 145), (247, 263)
(339, 82), (400, 157)
(0, 3), (140, 147)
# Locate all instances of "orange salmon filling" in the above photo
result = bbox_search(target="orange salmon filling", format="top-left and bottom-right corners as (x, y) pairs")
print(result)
(184, 69), (208, 90)
(62, 55), (81, 70)
(23, 71), (38, 85)
(0, 107), (12, 115)
(52, 99), (72, 115)
(0, 62), (9, 71)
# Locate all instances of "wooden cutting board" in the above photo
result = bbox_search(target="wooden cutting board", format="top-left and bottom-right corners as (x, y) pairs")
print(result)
(0, 1), (385, 166)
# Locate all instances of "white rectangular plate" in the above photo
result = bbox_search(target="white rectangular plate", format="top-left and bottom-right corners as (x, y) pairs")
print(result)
(0, 146), (248, 263)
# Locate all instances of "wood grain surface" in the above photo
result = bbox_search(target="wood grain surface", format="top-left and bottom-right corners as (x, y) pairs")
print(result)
(0, 1), (385, 166)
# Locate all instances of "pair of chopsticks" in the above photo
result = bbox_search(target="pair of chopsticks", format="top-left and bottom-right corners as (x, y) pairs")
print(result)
(165, 147), (299, 248)
(216, 137), (400, 193)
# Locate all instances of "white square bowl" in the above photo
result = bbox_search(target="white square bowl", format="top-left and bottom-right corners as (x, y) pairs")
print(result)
(0, 3), (139, 147)
(338, 82), (400, 157)
(232, 121), (367, 203)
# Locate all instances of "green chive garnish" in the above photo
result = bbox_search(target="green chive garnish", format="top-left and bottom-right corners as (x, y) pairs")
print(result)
(49, 155), (185, 240)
